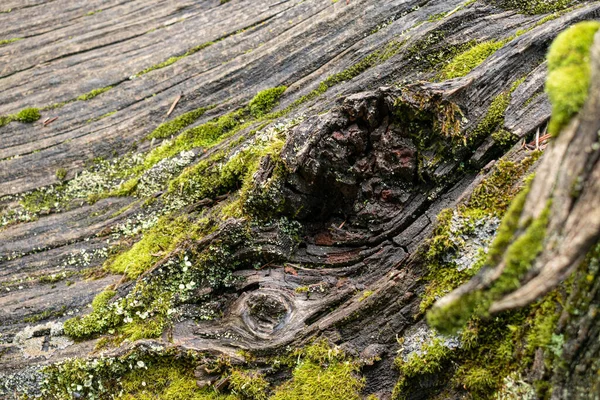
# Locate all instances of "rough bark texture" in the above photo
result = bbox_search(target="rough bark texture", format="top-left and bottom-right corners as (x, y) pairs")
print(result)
(0, 1), (599, 399)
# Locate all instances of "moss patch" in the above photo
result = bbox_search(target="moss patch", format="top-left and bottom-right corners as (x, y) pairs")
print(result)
(77, 86), (113, 101)
(42, 351), (236, 400)
(0, 107), (41, 128)
(147, 105), (212, 140)
(439, 40), (508, 80)
(545, 21), (600, 136)
(271, 341), (364, 400)
(249, 87), (287, 118)
(0, 37), (21, 46)
(106, 215), (213, 279)
(63, 290), (120, 339)
(497, 0), (578, 14)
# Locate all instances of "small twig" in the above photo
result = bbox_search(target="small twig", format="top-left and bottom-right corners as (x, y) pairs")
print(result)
(43, 117), (58, 126)
(167, 94), (182, 117)
(257, 260), (274, 270)
(338, 220), (346, 229)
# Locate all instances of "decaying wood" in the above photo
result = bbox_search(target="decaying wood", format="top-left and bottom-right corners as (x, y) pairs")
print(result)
(1, 1), (600, 398)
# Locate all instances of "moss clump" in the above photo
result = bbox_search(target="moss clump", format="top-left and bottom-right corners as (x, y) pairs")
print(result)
(419, 155), (539, 314)
(393, 338), (454, 398)
(147, 105), (211, 139)
(136, 87), (284, 175)
(42, 352), (235, 400)
(167, 135), (286, 221)
(271, 341), (364, 400)
(16, 107), (41, 123)
(118, 362), (236, 400)
(466, 76), (526, 146)
(440, 40), (508, 79)
(136, 41), (215, 76)
(428, 193), (551, 335)
(498, 0), (577, 14)
(106, 215), (212, 279)
(545, 21), (600, 136)
(249, 86), (287, 118)
(0, 38), (21, 46)
(492, 129), (517, 147)
(228, 369), (269, 400)
(55, 168), (68, 181)
(77, 86), (112, 101)
(63, 290), (120, 339)
(468, 156), (540, 215)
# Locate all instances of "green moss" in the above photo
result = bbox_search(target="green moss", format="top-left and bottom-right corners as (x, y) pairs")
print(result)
(524, 293), (561, 357)
(358, 290), (374, 301)
(23, 307), (67, 323)
(249, 87), (287, 118)
(489, 202), (551, 296)
(55, 168), (68, 181)
(498, 0), (577, 14)
(136, 41), (215, 76)
(0, 37), (21, 46)
(16, 107), (41, 123)
(147, 106), (212, 140)
(393, 338), (454, 398)
(167, 135), (285, 221)
(491, 129), (517, 147)
(545, 21), (600, 136)
(77, 86), (112, 101)
(428, 195), (551, 335)
(469, 156), (539, 215)
(406, 30), (476, 71)
(106, 215), (211, 279)
(271, 341), (364, 400)
(228, 369), (269, 400)
(42, 352), (236, 400)
(63, 290), (120, 339)
(21, 185), (67, 214)
(119, 362), (237, 400)
(427, 12), (448, 22)
(440, 40), (508, 80)
(106, 177), (139, 198)
(139, 87), (284, 174)
(471, 92), (510, 142)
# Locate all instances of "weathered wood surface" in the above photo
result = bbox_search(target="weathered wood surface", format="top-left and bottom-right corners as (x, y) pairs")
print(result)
(1, 0), (599, 398)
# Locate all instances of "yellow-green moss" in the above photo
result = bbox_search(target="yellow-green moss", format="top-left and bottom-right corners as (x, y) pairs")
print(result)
(393, 338), (454, 398)
(498, 0), (577, 14)
(106, 215), (211, 279)
(118, 362), (237, 400)
(440, 40), (508, 80)
(63, 290), (120, 339)
(358, 290), (374, 301)
(42, 353), (236, 400)
(545, 21), (600, 136)
(14, 107), (41, 123)
(228, 369), (269, 400)
(249, 87), (287, 118)
(427, 194), (551, 335)
(77, 86), (112, 101)
(0, 37), (21, 46)
(468, 155), (540, 215)
(55, 168), (68, 181)
(138, 87), (285, 174)
(271, 341), (364, 400)
(136, 41), (214, 76)
(147, 105), (212, 140)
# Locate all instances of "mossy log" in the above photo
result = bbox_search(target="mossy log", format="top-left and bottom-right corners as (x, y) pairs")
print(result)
(0, 1), (599, 399)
